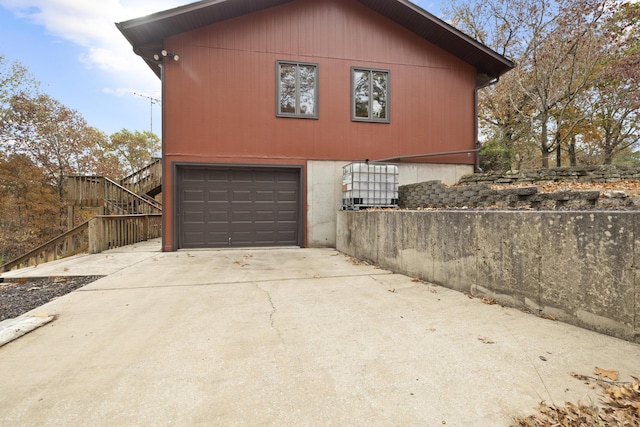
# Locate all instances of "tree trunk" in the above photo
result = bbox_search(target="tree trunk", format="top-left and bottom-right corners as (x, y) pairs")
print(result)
(541, 151), (550, 168)
(569, 136), (577, 166)
(539, 111), (550, 169)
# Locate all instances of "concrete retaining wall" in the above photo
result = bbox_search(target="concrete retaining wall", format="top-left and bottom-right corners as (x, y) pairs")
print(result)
(336, 210), (640, 343)
(306, 161), (472, 247)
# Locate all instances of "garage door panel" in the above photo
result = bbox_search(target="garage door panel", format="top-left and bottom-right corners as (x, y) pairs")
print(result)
(207, 169), (230, 182)
(255, 210), (276, 222)
(278, 190), (297, 202)
(278, 230), (297, 241)
(276, 171), (298, 183)
(208, 190), (230, 202)
(232, 190), (252, 202)
(183, 189), (205, 202)
(256, 190), (276, 202)
(231, 170), (253, 182)
(207, 210), (229, 222)
(231, 211), (253, 223)
(255, 232), (277, 244)
(277, 210), (297, 222)
(206, 232), (229, 246)
(183, 231), (205, 244)
(183, 168), (205, 181)
(255, 173), (276, 183)
(183, 211), (205, 223)
(178, 166), (300, 248)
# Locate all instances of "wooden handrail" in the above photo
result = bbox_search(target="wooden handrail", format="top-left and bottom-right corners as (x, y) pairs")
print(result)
(0, 214), (163, 273)
(0, 221), (90, 273)
(103, 177), (163, 212)
(120, 158), (162, 196)
(65, 176), (162, 213)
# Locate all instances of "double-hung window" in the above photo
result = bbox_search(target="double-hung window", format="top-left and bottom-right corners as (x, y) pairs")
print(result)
(277, 61), (318, 119)
(352, 67), (390, 123)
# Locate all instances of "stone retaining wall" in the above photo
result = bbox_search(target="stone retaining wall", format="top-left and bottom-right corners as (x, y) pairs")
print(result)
(459, 165), (640, 185)
(400, 164), (640, 210)
(399, 181), (610, 209)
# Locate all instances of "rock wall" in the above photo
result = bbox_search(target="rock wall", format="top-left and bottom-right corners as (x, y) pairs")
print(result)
(459, 165), (640, 185)
(399, 165), (640, 210)
(399, 181), (606, 209)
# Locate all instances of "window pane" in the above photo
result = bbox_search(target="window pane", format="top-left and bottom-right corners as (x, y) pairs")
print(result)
(372, 72), (387, 120)
(299, 65), (316, 116)
(279, 64), (296, 114)
(354, 70), (370, 118)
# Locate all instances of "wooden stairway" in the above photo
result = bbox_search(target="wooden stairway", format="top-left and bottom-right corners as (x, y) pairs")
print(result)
(1, 160), (163, 273)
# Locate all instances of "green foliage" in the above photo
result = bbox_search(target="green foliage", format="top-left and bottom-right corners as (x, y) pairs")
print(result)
(612, 148), (640, 166)
(102, 129), (160, 179)
(479, 140), (513, 172)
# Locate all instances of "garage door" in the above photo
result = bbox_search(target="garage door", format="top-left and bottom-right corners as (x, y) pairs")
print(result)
(177, 166), (301, 248)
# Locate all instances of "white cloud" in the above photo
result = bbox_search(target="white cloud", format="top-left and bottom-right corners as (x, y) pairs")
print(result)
(0, 0), (190, 91)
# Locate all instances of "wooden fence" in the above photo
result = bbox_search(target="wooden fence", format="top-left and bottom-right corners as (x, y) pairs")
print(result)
(88, 214), (162, 253)
(0, 214), (162, 273)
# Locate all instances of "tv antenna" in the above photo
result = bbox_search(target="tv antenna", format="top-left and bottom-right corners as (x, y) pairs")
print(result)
(134, 93), (160, 134)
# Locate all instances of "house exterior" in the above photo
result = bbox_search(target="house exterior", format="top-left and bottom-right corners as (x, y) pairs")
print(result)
(117, 0), (514, 251)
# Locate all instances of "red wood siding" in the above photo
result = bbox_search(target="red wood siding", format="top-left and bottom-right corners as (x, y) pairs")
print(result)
(161, 0), (477, 250)
(163, 0), (476, 163)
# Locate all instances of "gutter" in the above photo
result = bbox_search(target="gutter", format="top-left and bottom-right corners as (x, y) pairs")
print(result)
(373, 149), (481, 163)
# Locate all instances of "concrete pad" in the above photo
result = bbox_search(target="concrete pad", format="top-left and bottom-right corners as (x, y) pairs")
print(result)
(0, 239), (161, 279)
(0, 247), (639, 426)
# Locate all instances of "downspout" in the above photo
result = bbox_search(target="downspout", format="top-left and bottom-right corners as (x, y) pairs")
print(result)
(159, 61), (168, 251)
(475, 76), (500, 173)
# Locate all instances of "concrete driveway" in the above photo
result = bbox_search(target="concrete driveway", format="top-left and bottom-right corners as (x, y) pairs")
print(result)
(1, 240), (639, 426)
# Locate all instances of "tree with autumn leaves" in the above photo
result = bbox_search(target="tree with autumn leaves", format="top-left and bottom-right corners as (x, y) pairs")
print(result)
(0, 55), (159, 263)
(446, 0), (640, 171)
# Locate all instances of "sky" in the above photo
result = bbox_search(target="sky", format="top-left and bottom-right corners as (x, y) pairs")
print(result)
(0, 0), (443, 137)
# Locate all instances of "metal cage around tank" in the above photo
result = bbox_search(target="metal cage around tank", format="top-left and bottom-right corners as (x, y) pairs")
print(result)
(342, 162), (399, 210)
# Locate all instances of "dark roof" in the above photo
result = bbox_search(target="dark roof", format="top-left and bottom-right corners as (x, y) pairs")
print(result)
(116, 0), (515, 87)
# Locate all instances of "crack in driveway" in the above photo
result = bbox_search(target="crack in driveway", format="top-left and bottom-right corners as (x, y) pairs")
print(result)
(255, 283), (286, 346)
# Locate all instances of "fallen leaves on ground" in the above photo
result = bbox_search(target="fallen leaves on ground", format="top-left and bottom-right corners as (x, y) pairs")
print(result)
(347, 257), (369, 266)
(491, 180), (640, 197)
(467, 293), (498, 305)
(512, 373), (640, 426)
(594, 367), (620, 382)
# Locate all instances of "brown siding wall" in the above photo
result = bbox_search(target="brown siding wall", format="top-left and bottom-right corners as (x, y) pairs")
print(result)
(161, 0), (477, 250)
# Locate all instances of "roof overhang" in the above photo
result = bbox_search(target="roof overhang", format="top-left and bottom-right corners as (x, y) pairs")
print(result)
(116, 0), (294, 78)
(116, 0), (515, 86)
(357, 0), (515, 87)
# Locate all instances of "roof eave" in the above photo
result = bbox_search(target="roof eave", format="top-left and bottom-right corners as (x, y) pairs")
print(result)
(117, 0), (515, 83)
(116, 0), (294, 78)
(357, 0), (515, 85)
